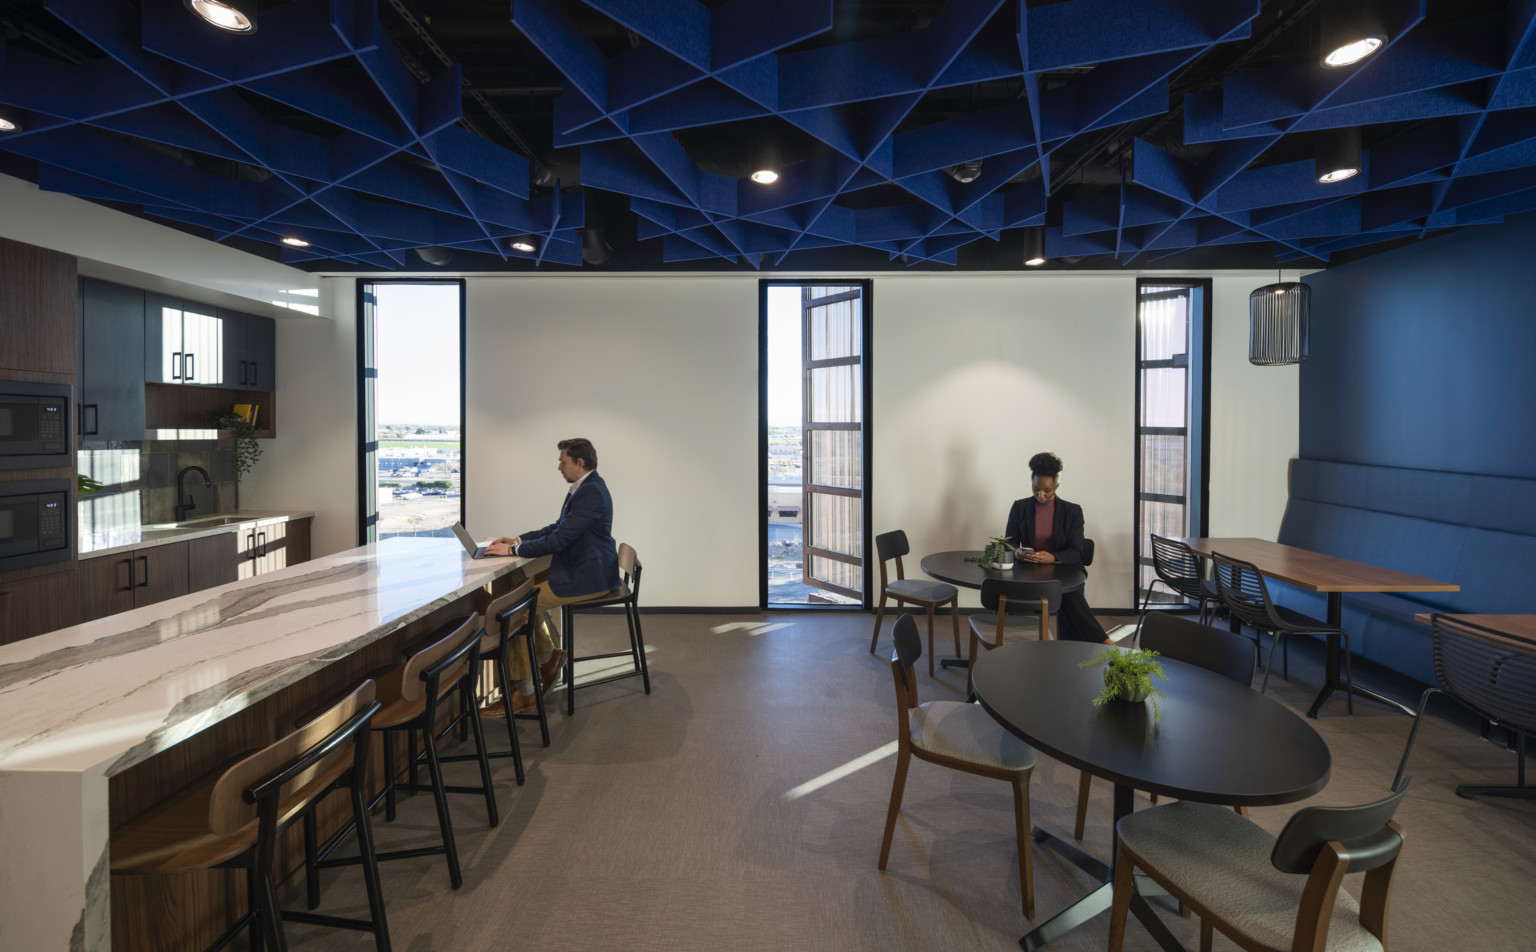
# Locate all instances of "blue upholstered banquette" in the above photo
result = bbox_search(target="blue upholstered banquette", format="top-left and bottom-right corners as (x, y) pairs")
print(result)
(1270, 460), (1536, 686)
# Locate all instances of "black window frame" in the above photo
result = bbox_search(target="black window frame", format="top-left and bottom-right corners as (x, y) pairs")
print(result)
(758, 278), (874, 611)
(356, 278), (468, 546)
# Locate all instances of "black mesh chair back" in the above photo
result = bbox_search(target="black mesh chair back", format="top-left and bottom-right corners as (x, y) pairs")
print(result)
(875, 529), (911, 563)
(1432, 615), (1536, 734)
(1212, 552), (1284, 631)
(891, 612), (922, 693)
(980, 577), (1063, 616)
(1139, 612), (1256, 687)
(1271, 780), (1410, 875)
(1149, 535), (1205, 599)
(1081, 538), (1096, 567)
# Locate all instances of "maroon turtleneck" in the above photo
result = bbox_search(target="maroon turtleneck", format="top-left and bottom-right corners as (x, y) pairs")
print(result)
(1034, 499), (1055, 553)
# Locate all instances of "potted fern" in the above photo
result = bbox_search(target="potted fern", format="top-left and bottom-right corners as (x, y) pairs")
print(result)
(213, 411), (264, 509)
(1079, 647), (1167, 717)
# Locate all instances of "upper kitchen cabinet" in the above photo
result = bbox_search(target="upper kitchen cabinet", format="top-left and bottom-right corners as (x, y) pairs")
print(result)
(219, 309), (277, 391)
(78, 278), (146, 443)
(0, 237), (77, 378)
(144, 293), (224, 386)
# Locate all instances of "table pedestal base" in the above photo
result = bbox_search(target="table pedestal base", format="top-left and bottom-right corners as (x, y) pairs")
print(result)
(1019, 785), (1186, 952)
(939, 656), (970, 670)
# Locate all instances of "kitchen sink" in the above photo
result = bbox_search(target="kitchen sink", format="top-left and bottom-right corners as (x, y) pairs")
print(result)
(142, 515), (253, 530)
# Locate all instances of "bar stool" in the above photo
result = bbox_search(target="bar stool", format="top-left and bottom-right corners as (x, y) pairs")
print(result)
(468, 579), (547, 767)
(111, 680), (390, 952)
(562, 542), (650, 715)
(311, 614), (497, 891)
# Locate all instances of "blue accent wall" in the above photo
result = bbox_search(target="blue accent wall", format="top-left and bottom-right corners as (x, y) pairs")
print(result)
(1302, 214), (1536, 479)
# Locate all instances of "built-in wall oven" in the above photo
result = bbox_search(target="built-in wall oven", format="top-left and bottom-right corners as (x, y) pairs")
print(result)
(0, 479), (72, 571)
(0, 381), (72, 469)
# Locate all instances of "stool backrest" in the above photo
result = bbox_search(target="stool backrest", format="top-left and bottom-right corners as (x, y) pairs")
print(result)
(1139, 612), (1256, 687)
(980, 577), (1063, 615)
(1431, 615), (1536, 734)
(1149, 535), (1203, 591)
(209, 680), (377, 835)
(483, 579), (538, 652)
(403, 613), (482, 703)
(618, 542), (642, 597)
(1212, 552), (1284, 631)
(1271, 781), (1410, 875)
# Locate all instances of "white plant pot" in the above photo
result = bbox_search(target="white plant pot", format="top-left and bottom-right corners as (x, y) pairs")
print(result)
(990, 559), (1015, 570)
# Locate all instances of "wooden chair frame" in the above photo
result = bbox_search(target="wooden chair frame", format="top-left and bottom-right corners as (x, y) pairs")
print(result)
(881, 617), (1035, 918)
(1108, 820), (1405, 952)
(867, 537), (961, 677)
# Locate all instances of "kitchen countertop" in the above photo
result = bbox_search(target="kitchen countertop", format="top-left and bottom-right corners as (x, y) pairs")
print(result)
(78, 509), (315, 560)
(0, 536), (541, 951)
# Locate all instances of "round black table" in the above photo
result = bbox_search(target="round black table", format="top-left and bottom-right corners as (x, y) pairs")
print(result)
(919, 550), (1086, 593)
(972, 640), (1330, 951)
(920, 551), (1086, 669)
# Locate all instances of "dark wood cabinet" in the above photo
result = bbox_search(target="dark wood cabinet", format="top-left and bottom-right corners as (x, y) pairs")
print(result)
(78, 278), (147, 442)
(0, 570), (80, 644)
(0, 238), (77, 378)
(284, 518), (311, 566)
(188, 533), (240, 591)
(77, 541), (191, 621)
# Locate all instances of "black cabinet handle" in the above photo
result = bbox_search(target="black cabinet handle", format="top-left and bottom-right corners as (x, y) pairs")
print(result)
(248, 532), (257, 563)
(137, 555), (149, 588)
(185, 353), (195, 382)
(250, 362), (259, 387)
(171, 352), (183, 380)
(257, 532), (267, 559)
(124, 557), (135, 592)
(79, 404), (100, 436)
(239, 360), (248, 386)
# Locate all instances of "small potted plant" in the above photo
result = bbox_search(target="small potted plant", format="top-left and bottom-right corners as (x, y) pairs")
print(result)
(966, 536), (1015, 570)
(1079, 647), (1167, 717)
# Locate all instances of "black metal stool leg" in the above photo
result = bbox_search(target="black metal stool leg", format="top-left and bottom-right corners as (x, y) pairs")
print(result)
(246, 862), (266, 952)
(524, 629), (551, 745)
(420, 723), (463, 889)
(349, 782), (392, 952)
(463, 679), (500, 828)
(1260, 630), (1282, 693)
(631, 600), (651, 694)
(302, 810), (321, 909)
(565, 605), (576, 716)
(382, 732), (397, 822)
(494, 649), (527, 784)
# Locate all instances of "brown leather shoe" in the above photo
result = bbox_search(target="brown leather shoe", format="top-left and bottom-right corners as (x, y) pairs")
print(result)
(539, 649), (567, 692)
(510, 690), (539, 714)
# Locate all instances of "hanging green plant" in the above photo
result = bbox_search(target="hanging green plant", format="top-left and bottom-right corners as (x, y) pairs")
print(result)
(212, 411), (264, 484)
(1079, 647), (1168, 717)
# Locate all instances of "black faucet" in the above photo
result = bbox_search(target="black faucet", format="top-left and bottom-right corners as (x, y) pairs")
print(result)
(174, 465), (212, 522)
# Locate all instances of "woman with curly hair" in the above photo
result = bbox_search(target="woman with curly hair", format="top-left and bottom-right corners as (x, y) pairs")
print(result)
(1003, 452), (1111, 643)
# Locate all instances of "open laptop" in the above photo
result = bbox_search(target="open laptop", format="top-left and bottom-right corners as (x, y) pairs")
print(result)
(453, 523), (514, 559)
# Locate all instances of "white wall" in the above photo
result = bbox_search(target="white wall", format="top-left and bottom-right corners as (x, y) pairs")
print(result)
(240, 279), (358, 556)
(465, 277), (761, 607)
(251, 270), (1297, 605)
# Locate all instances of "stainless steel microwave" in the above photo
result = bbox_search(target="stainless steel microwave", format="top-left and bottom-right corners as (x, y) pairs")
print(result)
(0, 479), (71, 571)
(0, 381), (72, 469)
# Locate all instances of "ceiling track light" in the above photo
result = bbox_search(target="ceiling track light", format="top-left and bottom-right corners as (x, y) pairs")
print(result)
(1022, 227), (1046, 267)
(1320, 0), (1386, 68)
(510, 236), (538, 253)
(185, 0), (257, 33)
(947, 160), (983, 184)
(1316, 127), (1362, 184)
(280, 236), (310, 248)
(579, 228), (612, 266)
(0, 114), (20, 133)
(749, 135), (781, 186)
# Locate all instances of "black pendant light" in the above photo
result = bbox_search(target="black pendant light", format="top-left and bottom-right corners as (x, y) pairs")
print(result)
(1022, 227), (1046, 267)
(1249, 267), (1310, 366)
(1316, 127), (1362, 184)
(1321, 0), (1387, 68)
(184, 0), (257, 33)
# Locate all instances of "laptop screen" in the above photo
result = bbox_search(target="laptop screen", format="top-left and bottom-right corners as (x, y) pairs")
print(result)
(452, 523), (480, 556)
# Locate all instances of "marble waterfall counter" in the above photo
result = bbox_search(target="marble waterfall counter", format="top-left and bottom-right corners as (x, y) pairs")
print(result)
(0, 536), (540, 951)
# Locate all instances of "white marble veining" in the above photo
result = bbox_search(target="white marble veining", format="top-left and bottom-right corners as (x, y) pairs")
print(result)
(78, 509), (315, 560)
(0, 536), (535, 952)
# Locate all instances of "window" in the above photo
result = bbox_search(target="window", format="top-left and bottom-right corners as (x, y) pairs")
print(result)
(760, 281), (873, 608)
(1134, 280), (1211, 606)
(357, 281), (465, 544)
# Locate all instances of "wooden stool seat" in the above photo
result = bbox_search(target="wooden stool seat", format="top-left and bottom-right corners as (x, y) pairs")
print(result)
(112, 752), (351, 873)
(365, 659), (469, 730)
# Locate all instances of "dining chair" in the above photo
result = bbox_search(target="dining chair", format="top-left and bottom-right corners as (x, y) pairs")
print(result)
(1394, 614), (1536, 799)
(867, 529), (961, 677)
(881, 613), (1038, 918)
(1109, 780), (1410, 952)
(1141, 535), (1221, 627)
(1212, 551), (1356, 714)
(965, 578), (1063, 690)
(111, 680), (391, 952)
(1073, 612), (1259, 840)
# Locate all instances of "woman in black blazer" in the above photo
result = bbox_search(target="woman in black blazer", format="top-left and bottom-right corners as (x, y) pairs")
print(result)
(1003, 452), (1110, 643)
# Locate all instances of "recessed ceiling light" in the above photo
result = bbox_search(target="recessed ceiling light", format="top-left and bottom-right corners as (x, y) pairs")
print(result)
(511, 237), (537, 253)
(1317, 167), (1359, 184)
(280, 237), (310, 248)
(1323, 37), (1383, 67)
(1316, 127), (1362, 185)
(0, 116), (18, 133)
(750, 169), (779, 185)
(186, 0), (256, 33)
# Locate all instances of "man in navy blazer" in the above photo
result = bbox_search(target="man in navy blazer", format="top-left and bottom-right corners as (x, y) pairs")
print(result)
(486, 438), (620, 709)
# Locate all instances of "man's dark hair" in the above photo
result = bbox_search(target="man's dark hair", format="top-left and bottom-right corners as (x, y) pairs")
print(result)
(1029, 452), (1063, 480)
(558, 438), (598, 470)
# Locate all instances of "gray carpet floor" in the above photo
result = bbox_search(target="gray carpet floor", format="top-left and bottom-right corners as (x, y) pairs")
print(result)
(280, 611), (1536, 951)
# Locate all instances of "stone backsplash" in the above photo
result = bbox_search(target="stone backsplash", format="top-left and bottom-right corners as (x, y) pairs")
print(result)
(79, 439), (238, 540)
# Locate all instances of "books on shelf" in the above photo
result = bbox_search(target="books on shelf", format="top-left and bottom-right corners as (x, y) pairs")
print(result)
(232, 403), (259, 427)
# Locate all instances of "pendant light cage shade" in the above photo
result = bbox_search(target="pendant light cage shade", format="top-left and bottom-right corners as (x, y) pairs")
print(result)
(1249, 282), (1311, 365)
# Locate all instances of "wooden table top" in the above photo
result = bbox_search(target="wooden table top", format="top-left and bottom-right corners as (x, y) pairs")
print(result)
(1412, 614), (1536, 642)
(1177, 537), (1460, 595)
